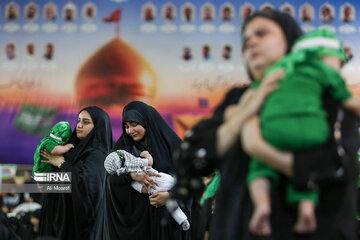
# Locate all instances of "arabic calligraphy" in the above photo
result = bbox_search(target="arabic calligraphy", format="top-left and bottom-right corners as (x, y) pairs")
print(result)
(191, 75), (248, 92)
(0, 76), (42, 89)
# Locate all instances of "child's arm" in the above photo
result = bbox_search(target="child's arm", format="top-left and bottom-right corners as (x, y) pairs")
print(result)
(343, 96), (360, 118)
(241, 116), (293, 176)
(140, 151), (153, 169)
(104, 152), (124, 175)
(51, 143), (74, 155)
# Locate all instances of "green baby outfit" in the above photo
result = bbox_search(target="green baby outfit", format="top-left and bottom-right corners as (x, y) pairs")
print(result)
(247, 29), (351, 205)
(33, 121), (72, 174)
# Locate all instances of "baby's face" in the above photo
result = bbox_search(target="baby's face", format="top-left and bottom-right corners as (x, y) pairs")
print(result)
(321, 56), (342, 71)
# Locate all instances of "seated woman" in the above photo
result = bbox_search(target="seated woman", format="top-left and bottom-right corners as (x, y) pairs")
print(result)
(39, 106), (113, 240)
(104, 101), (189, 240)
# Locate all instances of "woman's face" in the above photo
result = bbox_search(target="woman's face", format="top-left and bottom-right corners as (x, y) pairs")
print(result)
(242, 17), (287, 79)
(76, 110), (94, 140)
(124, 121), (146, 141)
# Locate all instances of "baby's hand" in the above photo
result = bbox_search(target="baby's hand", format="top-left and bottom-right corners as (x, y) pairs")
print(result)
(66, 144), (75, 150)
(141, 151), (153, 167)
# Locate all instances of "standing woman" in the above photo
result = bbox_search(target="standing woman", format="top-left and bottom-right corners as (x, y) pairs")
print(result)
(39, 106), (113, 240)
(104, 101), (188, 240)
(175, 10), (359, 239)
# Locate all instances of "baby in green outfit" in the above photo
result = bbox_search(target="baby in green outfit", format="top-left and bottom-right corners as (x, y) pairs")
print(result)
(33, 121), (74, 174)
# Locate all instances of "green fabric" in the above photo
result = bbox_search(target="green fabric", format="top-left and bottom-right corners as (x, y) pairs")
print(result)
(253, 61), (352, 122)
(261, 115), (330, 151)
(292, 29), (347, 62)
(200, 172), (221, 206)
(116, 150), (125, 162)
(287, 183), (318, 206)
(247, 159), (318, 206)
(33, 121), (72, 173)
(247, 159), (279, 186)
(248, 29), (351, 206)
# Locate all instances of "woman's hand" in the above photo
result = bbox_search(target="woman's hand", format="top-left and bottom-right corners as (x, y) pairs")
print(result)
(240, 68), (285, 121)
(131, 171), (160, 193)
(40, 150), (65, 168)
(149, 191), (170, 207)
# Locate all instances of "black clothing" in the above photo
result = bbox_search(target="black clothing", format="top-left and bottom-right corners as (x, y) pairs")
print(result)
(0, 211), (20, 240)
(39, 106), (113, 240)
(104, 101), (188, 240)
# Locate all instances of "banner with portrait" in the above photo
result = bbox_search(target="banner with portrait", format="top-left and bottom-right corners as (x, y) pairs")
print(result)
(0, 0), (359, 164)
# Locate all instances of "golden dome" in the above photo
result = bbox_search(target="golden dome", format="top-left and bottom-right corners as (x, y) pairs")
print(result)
(75, 37), (157, 108)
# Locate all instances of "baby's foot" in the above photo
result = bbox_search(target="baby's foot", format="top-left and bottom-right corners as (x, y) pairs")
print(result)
(293, 200), (317, 234)
(249, 204), (271, 236)
(181, 219), (190, 231)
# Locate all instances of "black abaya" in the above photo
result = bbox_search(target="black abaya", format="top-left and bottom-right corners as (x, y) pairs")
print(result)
(39, 106), (113, 240)
(104, 101), (188, 240)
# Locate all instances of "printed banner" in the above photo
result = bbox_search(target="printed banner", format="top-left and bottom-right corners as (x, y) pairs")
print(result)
(0, 0), (359, 164)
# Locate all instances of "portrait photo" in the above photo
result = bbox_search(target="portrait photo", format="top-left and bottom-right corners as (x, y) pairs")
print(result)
(44, 43), (54, 60)
(202, 44), (211, 61)
(6, 3), (19, 21)
(299, 3), (314, 23)
(222, 44), (232, 60)
(201, 3), (215, 22)
(163, 4), (175, 22)
(25, 3), (38, 21)
(320, 4), (334, 24)
(143, 3), (156, 22)
(221, 4), (234, 22)
(6, 43), (16, 60)
(83, 3), (97, 21)
(44, 2), (57, 21)
(182, 4), (195, 23)
(240, 4), (254, 21)
(341, 4), (355, 23)
(182, 46), (192, 61)
(280, 3), (295, 18)
(63, 3), (77, 22)
(26, 43), (35, 56)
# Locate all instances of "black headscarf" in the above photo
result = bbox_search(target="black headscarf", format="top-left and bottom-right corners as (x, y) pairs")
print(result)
(65, 106), (113, 163)
(241, 10), (303, 80)
(114, 101), (182, 174)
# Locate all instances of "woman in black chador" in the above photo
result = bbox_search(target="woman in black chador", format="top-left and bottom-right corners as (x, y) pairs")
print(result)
(104, 101), (189, 240)
(39, 106), (113, 240)
(174, 11), (359, 240)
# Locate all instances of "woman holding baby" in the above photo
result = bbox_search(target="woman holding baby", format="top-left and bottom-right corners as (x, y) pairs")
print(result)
(103, 101), (190, 240)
